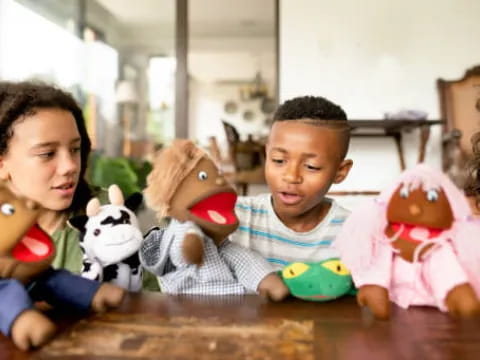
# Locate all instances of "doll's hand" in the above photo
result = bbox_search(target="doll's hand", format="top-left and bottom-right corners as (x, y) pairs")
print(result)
(257, 273), (290, 301)
(446, 283), (480, 318)
(182, 233), (204, 266)
(11, 309), (56, 351)
(357, 285), (390, 320)
(90, 283), (125, 313)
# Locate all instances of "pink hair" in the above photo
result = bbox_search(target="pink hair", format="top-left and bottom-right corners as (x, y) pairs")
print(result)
(335, 164), (480, 294)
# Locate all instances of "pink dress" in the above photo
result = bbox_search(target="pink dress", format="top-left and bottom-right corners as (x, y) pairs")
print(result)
(352, 238), (469, 311)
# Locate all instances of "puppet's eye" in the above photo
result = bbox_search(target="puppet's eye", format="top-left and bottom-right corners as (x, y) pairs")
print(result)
(94, 229), (101, 236)
(426, 189), (439, 202)
(198, 171), (208, 181)
(399, 186), (409, 198)
(1, 203), (15, 216)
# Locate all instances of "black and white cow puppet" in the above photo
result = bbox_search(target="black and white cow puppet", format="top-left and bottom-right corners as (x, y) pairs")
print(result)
(69, 184), (143, 292)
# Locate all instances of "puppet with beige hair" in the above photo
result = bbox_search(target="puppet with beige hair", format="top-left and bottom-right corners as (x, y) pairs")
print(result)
(140, 139), (288, 299)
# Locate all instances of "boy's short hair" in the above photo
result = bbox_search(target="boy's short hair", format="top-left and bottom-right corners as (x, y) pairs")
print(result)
(273, 95), (350, 159)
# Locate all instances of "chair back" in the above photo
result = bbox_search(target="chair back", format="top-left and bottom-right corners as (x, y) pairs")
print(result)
(437, 66), (480, 185)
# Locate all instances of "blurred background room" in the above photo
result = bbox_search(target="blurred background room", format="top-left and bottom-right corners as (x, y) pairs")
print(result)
(1, 0), (479, 214)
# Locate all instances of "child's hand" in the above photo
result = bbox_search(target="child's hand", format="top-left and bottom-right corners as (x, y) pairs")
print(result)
(257, 273), (290, 301)
(357, 285), (390, 320)
(90, 283), (125, 313)
(11, 309), (56, 351)
(182, 233), (204, 266)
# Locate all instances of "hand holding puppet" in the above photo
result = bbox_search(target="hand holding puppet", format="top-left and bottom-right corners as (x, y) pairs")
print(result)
(69, 184), (143, 292)
(140, 139), (288, 300)
(281, 259), (356, 301)
(336, 164), (480, 319)
(0, 181), (124, 351)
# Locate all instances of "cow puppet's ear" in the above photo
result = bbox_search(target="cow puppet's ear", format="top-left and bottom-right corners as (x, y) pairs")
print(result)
(68, 215), (89, 232)
(125, 192), (143, 212)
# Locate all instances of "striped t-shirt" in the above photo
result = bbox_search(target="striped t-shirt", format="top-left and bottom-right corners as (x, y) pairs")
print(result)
(230, 194), (350, 270)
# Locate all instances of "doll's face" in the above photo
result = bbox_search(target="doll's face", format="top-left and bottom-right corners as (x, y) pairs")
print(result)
(169, 157), (239, 244)
(387, 184), (454, 229)
(0, 184), (55, 283)
(385, 184), (454, 262)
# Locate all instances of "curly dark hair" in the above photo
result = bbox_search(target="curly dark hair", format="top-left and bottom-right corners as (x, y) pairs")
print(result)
(464, 131), (480, 205)
(273, 95), (350, 159)
(273, 95), (347, 122)
(0, 81), (92, 212)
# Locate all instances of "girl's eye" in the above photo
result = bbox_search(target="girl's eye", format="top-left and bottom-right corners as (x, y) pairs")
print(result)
(38, 152), (55, 159)
(426, 189), (439, 202)
(198, 171), (208, 181)
(272, 158), (284, 164)
(71, 147), (81, 154)
(1, 203), (15, 216)
(399, 186), (409, 198)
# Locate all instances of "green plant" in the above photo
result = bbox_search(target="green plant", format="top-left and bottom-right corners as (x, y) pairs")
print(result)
(88, 152), (151, 197)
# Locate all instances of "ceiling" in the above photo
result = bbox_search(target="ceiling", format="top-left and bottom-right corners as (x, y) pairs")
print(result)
(95, 0), (275, 37)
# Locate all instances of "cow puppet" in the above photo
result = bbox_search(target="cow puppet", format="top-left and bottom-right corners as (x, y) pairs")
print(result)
(69, 185), (143, 292)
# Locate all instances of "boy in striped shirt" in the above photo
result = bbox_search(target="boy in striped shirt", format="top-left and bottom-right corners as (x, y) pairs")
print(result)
(230, 96), (353, 270)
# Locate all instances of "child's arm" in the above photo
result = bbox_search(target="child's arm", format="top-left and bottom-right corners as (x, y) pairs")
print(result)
(219, 241), (289, 301)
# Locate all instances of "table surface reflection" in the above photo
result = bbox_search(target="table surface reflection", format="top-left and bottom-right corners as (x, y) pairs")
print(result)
(1, 292), (480, 359)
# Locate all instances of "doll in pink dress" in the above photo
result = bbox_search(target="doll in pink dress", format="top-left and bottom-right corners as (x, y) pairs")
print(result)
(335, 164), (480, 319)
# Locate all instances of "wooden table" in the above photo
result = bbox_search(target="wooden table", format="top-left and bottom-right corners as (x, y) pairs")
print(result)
(349, 119), (443, 171)
(2, 292), (480, 359)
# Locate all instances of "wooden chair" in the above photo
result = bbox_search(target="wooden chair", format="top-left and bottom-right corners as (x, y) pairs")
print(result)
(221, 120), (266, 195)
(437, 65), (480, 186)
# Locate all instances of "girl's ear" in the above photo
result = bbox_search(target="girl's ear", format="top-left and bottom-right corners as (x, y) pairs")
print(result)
(334, 159), (353, 184)
(0, 156), (10, 181)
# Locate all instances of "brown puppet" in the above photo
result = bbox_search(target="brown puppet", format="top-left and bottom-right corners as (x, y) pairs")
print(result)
(336, 164), (480, 319)
(140, 139), (288, 299)
(0, 181), (125, 350)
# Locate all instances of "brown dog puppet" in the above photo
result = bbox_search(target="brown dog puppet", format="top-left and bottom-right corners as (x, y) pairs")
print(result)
(0, 181), (124, 350)
(140, 139), (288, 300)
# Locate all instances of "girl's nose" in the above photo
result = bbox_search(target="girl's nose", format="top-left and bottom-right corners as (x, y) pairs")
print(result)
(59, 151), (79, 175)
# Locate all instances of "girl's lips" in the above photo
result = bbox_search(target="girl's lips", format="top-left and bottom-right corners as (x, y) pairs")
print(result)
(277, 191), (303, 205)
(52, 183), (76, 197)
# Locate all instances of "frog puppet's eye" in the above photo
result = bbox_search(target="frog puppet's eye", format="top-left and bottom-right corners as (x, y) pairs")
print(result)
(282, 262), (310, 279)
(198, 171), (208, 181)
(321, 259), (351, 276)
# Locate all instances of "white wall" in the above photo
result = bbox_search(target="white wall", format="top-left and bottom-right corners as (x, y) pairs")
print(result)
(280, 0), (480, 199)
(189, 81), (271, 151)
(188, 48), (276, 148)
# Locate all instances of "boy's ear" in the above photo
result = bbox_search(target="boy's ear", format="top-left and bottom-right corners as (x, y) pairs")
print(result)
(333, 159), (353, 184)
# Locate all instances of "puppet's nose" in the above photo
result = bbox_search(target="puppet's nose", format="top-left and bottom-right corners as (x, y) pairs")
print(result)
(215, 177), (225, 186)
(409, 204), (422, 216)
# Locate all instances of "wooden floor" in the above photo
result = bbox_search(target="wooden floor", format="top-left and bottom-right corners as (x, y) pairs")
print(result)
(2, 292), (480, 359)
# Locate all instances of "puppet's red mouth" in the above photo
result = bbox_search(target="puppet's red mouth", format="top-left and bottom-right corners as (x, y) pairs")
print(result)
(11, 224), (54, 262)
(189, 192), (238, 225)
